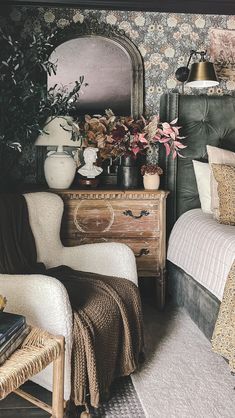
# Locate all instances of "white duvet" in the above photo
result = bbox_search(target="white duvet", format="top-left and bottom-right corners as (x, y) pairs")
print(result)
(167, 209), (235, 301)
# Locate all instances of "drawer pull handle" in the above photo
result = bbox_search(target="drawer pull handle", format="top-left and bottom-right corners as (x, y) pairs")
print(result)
(123, 209), (150, 219)
(135, 248), (150, 258)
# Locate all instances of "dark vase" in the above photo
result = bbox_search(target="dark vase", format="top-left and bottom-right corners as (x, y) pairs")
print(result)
(100, 157), (119, 186)
(117, 155), (143, 189)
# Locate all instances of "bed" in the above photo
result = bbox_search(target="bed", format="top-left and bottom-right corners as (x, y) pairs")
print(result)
(159, 93), (235, 339)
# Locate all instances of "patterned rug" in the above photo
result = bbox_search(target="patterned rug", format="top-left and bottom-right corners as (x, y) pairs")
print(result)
(92, 377), (145, 418)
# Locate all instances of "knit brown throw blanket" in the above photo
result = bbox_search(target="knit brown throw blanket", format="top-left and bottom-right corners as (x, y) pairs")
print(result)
(49, 267), (144, 407)
(0, 194), (144, 407)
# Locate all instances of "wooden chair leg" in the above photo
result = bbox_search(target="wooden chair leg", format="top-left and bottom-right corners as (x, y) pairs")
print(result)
(51, 336), (65, 418)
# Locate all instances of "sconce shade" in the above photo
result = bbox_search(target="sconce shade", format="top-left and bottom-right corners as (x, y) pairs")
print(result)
(187, 61), (219, 87)
(35, 116), (75, 147)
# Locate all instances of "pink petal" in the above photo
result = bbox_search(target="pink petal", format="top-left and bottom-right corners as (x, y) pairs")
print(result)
(164, 142), (171, 156)
(153, 134), (161, 141)
(174, 141), (187, 149)
(172, 126), (179, 135)
(162, 122), (171, 130)
(163, 128), (174, 135)
(159, 137), (170, 143)
(132, 147), (140, 155)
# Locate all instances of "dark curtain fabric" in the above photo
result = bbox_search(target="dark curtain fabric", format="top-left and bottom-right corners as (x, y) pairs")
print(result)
(0, 194), (45, 274)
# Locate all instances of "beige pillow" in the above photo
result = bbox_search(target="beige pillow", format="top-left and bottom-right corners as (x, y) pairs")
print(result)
(192, 160), (212, 214)
(211, 163), (235, 225)
(207, 145), (235, 217)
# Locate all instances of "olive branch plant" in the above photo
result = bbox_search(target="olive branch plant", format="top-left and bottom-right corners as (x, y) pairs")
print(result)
(0, 25), (85, 189)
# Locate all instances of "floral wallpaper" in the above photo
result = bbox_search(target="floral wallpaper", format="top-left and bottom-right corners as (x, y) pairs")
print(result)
(2, 6), (235, 182)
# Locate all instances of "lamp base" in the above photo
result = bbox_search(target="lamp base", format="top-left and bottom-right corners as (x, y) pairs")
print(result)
(44, 151), (76, 189)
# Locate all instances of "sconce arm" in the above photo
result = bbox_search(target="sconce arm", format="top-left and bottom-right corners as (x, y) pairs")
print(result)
(175, 49), (207, 83)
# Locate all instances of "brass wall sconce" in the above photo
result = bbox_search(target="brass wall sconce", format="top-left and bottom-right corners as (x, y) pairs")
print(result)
(175, 50), (219, 88)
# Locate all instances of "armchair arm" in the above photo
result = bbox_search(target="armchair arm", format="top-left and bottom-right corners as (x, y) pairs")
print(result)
(0, 274), (72, 337)
(0, 273), (73, 399)
(62, 242), (138, 285)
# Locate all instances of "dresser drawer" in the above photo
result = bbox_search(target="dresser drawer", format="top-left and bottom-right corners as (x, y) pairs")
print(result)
(61, 199), (160, 239)
(62, 234), (160, 277)
(57, 188), (169, 309)
(124, 238), (160, 276)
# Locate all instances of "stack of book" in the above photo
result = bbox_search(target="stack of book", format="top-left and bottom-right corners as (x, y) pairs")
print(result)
(0, 311), (30, 366)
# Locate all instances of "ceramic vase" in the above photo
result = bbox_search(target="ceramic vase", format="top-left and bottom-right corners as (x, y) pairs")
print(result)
(44, 151), (76, 189)
(143, 173), (160, 190)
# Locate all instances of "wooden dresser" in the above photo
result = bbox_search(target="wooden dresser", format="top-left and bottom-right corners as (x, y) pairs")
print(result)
(57, 189), (169, 309)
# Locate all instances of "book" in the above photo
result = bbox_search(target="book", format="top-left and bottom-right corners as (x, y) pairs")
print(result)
(0, 323), (27, 356)
(0, 325), (31, 366)
(0, 312), (26, 346)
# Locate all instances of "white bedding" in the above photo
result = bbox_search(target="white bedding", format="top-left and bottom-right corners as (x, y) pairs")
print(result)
(167, 209), (235, 301)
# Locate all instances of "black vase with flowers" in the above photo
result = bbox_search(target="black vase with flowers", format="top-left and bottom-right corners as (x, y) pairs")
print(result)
(76, 110), (187, 189)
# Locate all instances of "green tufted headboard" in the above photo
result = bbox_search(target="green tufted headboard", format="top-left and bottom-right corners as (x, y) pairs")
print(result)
(160, 93), (235, 233)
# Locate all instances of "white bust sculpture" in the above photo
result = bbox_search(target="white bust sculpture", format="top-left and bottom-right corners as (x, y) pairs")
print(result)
(77, 147), (103, 178)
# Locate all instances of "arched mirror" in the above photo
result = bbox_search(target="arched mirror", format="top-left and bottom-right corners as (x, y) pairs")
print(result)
(36, 21), (144, 183)
(48, 36), (133, 116)
(48, 34), (143, 117)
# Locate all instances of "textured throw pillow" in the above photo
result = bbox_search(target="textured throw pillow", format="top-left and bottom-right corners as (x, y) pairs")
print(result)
(207, 145), (235, 218)
(211, 163), (235, 225)
(192, 160), (212, 214)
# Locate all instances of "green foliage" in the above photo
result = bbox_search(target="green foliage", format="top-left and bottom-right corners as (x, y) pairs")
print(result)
(0, 26), (84, 151)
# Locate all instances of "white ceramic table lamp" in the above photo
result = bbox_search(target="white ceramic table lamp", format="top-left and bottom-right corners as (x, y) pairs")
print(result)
(35, 116), (77, 189)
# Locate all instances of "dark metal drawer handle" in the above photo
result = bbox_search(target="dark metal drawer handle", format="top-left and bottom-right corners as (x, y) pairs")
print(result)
(123, 209), (150, 219)
(135, 248), (150, 258)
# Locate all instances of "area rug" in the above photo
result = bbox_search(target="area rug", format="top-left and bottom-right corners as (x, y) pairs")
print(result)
(92, 377), (145, 417)
(131, 304), (235, 418)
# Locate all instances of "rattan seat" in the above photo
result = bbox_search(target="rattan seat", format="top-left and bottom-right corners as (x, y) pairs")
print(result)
(0, 327), (65, 418)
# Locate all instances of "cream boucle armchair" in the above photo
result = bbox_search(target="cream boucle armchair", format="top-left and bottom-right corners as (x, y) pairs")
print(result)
(0, 192), (138, 400)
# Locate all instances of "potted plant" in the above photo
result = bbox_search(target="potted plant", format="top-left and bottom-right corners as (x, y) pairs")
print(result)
(141, 164), (163, 190)
(75, 110), (186, 188)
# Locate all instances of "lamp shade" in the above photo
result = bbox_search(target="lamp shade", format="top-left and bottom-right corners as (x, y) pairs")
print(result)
(187, 61), (219, 88)
(35, 116), (75, 147)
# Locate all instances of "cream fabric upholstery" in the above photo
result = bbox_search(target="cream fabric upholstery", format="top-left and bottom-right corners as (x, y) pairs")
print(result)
(0, 192), (138, 400)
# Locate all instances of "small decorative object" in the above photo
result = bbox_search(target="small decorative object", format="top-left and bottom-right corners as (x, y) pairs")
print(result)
(35, 117), (80, 189)
(141, 164), (163, 190)
(0, 295), (7, 311)
(77, 147), (103, 187)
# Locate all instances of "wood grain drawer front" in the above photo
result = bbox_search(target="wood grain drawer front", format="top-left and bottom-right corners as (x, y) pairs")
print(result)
(61, 234), (160, 277)
(61, 199), (160, 239)
(124, 238), (160, 276)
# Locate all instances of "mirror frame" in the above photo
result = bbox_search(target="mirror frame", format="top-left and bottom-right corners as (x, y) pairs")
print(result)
(49, 15), (144, 117)
(36, 15), (144, 183)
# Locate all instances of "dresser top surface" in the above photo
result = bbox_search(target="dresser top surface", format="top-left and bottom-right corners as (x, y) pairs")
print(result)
(54, 188), (169, 194)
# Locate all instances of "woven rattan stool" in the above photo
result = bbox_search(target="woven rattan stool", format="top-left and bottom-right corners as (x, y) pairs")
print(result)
(0, 327), (65, 418)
